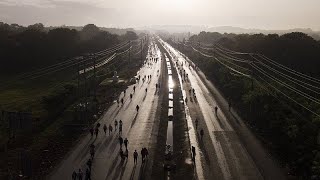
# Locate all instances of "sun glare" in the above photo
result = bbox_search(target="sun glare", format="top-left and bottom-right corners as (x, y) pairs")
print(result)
(158, 0), (193, 12)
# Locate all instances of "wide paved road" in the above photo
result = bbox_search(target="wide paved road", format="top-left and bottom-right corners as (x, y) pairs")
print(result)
(158, 38), (285, 180)
(49, 39), (163, 180)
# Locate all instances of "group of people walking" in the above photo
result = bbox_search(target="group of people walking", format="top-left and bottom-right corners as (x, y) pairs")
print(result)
(71, 49), (161, 179)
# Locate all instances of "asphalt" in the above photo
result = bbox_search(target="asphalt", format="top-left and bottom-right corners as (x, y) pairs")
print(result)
(49, 39), (163, 180)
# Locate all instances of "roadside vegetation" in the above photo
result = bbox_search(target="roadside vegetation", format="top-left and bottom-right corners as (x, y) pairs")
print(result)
(167, 32), (320, 179)
(0, 22), (147, 178)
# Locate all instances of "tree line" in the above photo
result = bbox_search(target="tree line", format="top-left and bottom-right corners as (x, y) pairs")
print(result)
(0, 23), (138, 78)
(189, 31), (320, 78)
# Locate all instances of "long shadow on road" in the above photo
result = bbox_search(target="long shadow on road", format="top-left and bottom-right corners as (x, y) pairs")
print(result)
(105, 156), (120, 180)
(112, 159), (128, 180)
(130, 113), (139, 128)
(129, 166), (136, 180)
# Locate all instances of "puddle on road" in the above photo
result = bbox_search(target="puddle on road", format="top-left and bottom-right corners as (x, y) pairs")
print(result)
(166, 121), (173, 150)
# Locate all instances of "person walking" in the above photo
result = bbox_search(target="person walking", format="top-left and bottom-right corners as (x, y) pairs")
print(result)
(200, 128), (204, 140)
(108, 124), (113, 135)
(136, 105), (140, 113)
(114, 120), (118, 131)
(133, 150), (138, 164)
(86, 159), (92, 171)
(119, 136), (123, 149)
(89, 128), (94, 137)
(94, 128), (99, 138)
(103, 124), (107, 135)
(214, 106), (218, 115)
(141, 148), (145, 163)
(144, 147), (149, 158)
(77, 169), (83, 180)
(119, 124), (122, 135)
(121, 98), (124, 105)
(72, 170), (77, 180)
(130, 93), (133, 100)
(124, 138), (129, 150)
(191, 146), (196, 161)
(85, 168), (91, 180)
(195, 118), (199, 130)
(89, 144), (95, 159)
(133, 86), (136, 93)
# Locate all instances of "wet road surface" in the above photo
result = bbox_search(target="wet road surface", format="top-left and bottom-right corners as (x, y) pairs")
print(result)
(159, 38), (285, 180)
(49, 39), (163, 180)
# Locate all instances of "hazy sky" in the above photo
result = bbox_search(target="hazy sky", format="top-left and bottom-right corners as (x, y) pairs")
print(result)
(0, 0), (320, 30)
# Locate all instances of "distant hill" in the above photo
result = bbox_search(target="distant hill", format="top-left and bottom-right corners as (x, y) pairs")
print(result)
(47, 25), (135, 35)
(207, 26), (320, 40)
(144, 25), (320, 40)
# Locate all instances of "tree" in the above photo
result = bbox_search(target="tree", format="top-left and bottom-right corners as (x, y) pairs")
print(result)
(81, 24), (100, 40)
(122, 31), (138, 41)
(27, 23), (45, 31)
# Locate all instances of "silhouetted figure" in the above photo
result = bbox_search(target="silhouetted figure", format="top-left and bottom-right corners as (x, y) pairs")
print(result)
(114, 120), (118, 130)
(133, 150), (138, 164)
(136, 105), (140, 112)
(77, 169), (83, 180)
(86, 159), (92, 171)
(144, 147), (149, 158)
(192, 146), (196, 161)
(200, 128), (204, 140)
(119, 136), (123, 149)
(85, 168), (91, 180)
(141, 148), (145, 163)
(72, 170), (77, 180)
(89, 128), (94, 137)
(124, 138), (129, 150)
(195, 118), (199, 130)
(107, 125), (112, 135)
(103, 124), (107, 135)
(94, 128), (99, 138)
(89, 144), (95, 159)
(214, 106), (218, 115)
(119, 124), (122, 135)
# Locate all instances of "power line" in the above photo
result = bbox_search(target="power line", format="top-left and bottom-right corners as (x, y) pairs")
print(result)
(191, 46), (251, 77)
(250, 54), (320, 94)
(251, 63), (320, 105)
(255, 74), (320, 118)
(258, 54), (320, 85)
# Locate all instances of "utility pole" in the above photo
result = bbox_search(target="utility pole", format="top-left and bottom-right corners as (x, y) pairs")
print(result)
(250, 54), (254, 90)
(77, 57), (80, 98)
(129, 40), (131, 63)
(93, 54), (97, 101)
(83, 57), (87, 125)
(141, 39), (143, 64)
(77, 57), (80, 120)
(212, 43), (215, 58)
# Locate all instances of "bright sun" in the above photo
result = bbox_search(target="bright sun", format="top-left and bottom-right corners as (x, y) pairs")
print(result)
(158, 0), (193, 12)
